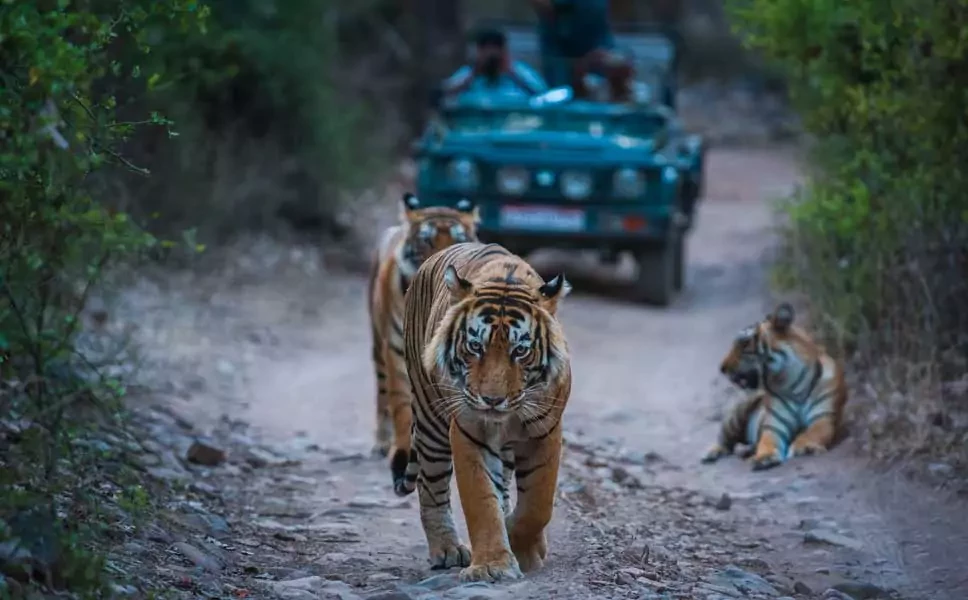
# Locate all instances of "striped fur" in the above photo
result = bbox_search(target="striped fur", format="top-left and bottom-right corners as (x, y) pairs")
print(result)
(368, 193), (479, 459)
(397, 242), (572, 582)
(702, 303), (848, 471)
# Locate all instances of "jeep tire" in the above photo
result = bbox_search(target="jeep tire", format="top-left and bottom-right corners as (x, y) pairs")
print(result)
(673, 235), (686, 292)
(633, 241), (676, 307)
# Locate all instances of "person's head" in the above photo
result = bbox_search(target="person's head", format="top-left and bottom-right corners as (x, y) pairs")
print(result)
(474, 28), (508, 78)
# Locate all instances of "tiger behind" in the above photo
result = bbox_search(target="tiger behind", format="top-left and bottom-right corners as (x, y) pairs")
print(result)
(702, 302), (848, 470)
(368, 193), (479, 459)
(396, 242), (572, 582)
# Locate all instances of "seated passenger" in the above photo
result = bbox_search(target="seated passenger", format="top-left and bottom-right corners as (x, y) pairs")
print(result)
(441, 28), (548, 100)
(573, 48), (635, 103)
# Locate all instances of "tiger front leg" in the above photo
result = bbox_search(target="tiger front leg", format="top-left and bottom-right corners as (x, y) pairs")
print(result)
(450, 421), (522, 583)
(790, 414), (835, 457)
(507, 427), (562, 573)
(750, 425), (787, 471)
(385, 352), (413, 487)
(415, 443), (471, 570)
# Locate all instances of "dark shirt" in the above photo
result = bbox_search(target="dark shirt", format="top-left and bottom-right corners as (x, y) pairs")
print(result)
(537, 0), (614, 59)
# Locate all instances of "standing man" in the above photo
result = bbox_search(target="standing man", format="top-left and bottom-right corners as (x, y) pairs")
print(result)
(530, 0), (634, 101)
(441, 28), (548, 101)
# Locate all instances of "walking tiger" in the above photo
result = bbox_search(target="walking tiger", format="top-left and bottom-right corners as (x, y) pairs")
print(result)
(367, 193), (478, 459)
(394, 242), (572, 582)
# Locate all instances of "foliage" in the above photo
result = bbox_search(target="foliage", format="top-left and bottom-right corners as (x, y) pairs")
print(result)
(0, 0), (204, 594)
(116, 0), (389, 242)
(730, 0), (968, 459)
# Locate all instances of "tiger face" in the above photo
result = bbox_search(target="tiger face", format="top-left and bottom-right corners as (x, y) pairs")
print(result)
(424, 263), (570, 418)
(719, 302), (799, 391)
(400, 194), (478, 270)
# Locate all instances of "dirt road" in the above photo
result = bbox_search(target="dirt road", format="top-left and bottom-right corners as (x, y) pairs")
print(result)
(117, 147), (968, 600)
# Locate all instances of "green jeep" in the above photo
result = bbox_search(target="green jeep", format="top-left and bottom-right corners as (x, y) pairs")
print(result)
(412, 21), (705, 306)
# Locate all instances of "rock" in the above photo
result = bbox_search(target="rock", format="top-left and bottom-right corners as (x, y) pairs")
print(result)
(822, 590), (856, 600)
(830, 581), (891, 599)
(172, 542), (222, 572)
(186, 439), (227, 466)
(928, 462), (954, 478)
(367, 572), (399, 583)
(803, 529), (864, 551)
(793, 580), (812, 594)
(418, 573), (461, 590)
(365, 592), (416, 600)
(714, 493), (732, 511)
(147, 466), (190, 483)
(704, 565), (778, 596)
(245, 446), (301, 468)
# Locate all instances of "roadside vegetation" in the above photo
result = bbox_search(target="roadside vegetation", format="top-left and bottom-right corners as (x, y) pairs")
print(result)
(731, 0), (968, 473)
(0, 0), (391, 595)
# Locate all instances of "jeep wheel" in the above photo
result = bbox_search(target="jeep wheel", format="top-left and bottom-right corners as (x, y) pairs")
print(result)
(673, 236), (686, 292)
(633, 243), (675, 307)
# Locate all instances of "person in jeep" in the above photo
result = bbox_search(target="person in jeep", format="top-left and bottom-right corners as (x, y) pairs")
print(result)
(530, 0), (635, 102)
(441, 28), (548, 101)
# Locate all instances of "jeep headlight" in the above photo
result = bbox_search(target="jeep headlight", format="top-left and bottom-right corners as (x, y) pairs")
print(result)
(446, 158), (479, 191)
(662, 165), (679, 184)
(560, 170), (592, 200)
(613, 168), (645, 198)
(496, 166), (530, 196)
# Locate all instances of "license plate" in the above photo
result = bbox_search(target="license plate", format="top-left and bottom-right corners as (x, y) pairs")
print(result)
(499, 205), (586, 232)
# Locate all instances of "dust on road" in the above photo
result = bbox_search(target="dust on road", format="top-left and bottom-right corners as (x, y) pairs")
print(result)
(120, 146), (968, 600)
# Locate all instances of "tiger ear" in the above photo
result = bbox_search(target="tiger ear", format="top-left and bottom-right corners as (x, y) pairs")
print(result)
(443, 265), (473, 301)
(770, 302), (795, 332)
(401, 192), (422, 223)
(455, 198), (481, 225)
(538, 273), (571, 313)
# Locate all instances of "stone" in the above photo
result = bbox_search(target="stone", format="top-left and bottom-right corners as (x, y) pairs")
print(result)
(705, 565), (778, 597)
(418, 573), (461, 590)
(171, 542), (221, 572)
(830, 581), (891, 599)
(186, 439), (227, 466)
(822, 591), (856, 600)
(714, 493), (732, 511)
(365, 592), (416, 600)
(793, 581), (812, 594)
(803, 529), (864, 551)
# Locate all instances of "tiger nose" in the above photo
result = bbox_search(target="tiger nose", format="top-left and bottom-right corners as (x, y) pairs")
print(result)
(481, 395), (505, 407)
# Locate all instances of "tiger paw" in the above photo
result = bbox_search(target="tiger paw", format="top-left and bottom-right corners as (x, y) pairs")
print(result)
(458, 553), (522, 582)
(750, 451), (783, 471)
(700, 444), (729, 464)
(428, 542), (471, 570)
(511, 533), (548, 573)
(790, 441), (827, 457)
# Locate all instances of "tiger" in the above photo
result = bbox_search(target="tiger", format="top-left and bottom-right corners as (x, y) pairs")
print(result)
(393, 242), (572, 583)
(701, 302), (848, 470)
(368, 192), (479, 459)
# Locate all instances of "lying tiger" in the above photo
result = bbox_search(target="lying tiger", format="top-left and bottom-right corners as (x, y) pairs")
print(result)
(395, 242), (572, 582)
(368, 193), (479, 459)
(702, 302), (848, 470)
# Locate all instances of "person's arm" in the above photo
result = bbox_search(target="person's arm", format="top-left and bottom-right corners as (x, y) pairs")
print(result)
(441, 65), (475, 96)
(512, 61), (549, 94)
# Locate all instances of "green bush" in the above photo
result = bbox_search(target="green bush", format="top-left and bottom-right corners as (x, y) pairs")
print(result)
(730, 0), (968, 457)
(114, 0), (389, 243)
(0, 0), (204, 593)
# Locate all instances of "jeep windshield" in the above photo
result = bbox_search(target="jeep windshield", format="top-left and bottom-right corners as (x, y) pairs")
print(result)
(443, 109), (667, 140)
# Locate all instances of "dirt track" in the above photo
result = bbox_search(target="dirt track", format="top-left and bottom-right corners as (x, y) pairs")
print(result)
(117, 147), (968, 600)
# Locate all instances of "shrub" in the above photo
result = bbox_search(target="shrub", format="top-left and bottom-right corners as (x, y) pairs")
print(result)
(112, 0), (394, 244)
(730, 0), (968, 461)
(0, 0), (204, 593)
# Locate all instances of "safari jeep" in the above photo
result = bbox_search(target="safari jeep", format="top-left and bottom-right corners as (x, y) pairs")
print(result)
(411, 22), (705, 306)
